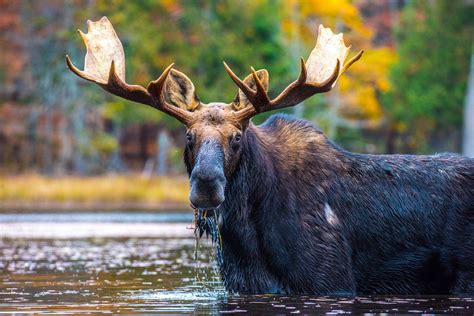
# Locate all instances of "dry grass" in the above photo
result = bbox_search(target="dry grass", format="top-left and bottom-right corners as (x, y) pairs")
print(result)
(0, 174), (190, 210)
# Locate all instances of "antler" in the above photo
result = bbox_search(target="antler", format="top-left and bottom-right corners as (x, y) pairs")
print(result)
(66, 17), (193, 125)
(224, 25), (363, 121)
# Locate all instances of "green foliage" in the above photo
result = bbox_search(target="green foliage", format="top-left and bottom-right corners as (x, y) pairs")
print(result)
(87, 0), (292, 128)
(90, 132), (118, 156)
(7, 0), (472, 175)
(384, 1), (473, 153)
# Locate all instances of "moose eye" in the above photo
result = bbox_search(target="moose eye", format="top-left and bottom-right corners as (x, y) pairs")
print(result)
(186, 132), (193, 144)
(234, 133), (241, 143)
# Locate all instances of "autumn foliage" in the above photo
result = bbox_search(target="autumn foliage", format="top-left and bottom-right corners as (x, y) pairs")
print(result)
(0, 0), (472, 175)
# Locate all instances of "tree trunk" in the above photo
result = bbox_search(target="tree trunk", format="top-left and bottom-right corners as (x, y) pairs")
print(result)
(108, 123), (126, 172)
(463, 44), (474, 157)
(156, 129), (170, 175)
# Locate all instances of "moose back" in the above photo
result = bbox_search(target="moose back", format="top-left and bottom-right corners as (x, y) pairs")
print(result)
(67, 17), (474, 295)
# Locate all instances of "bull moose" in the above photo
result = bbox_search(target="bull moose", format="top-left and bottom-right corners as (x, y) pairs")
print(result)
(67, 17), (473, 295)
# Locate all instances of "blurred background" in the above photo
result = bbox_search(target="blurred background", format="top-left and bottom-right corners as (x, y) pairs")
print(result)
(0, 0), (473, 211)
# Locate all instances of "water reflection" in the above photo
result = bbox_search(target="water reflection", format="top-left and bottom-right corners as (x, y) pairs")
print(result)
(0, 236), (224, 314)
(0, 213), (472, 314)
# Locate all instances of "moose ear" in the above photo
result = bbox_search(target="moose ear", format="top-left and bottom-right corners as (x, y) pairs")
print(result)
(232, 69), (269, 111)
(164, 69), (200, 111)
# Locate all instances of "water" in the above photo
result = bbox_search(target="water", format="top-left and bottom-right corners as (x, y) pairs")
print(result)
(0, 212), (472, 314)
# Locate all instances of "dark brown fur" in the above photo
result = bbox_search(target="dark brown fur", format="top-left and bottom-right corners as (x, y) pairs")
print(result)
(190, 114), (473, 295)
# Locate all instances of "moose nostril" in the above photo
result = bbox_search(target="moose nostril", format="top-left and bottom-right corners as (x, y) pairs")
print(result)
(192, 163), (225, 182)
(189, 176), (225, 210)
(196, 172), (211, 183)
(195, 170), (224, 183)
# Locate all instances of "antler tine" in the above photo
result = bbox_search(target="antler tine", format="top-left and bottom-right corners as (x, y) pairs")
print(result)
(66, 17), (194, 125)
(223, 62), (271, 116)
(148, 63), (196, 124)
(223, 62), (256, 97)
(105, 59), (160, 106)
(230, 25), (362, 121)
(296, 57), (308, 85)
(66, 55), (101, 84)
(147, 63), (174, 100)
(250, 66), (270, 108)
(341, 50), (364, 74)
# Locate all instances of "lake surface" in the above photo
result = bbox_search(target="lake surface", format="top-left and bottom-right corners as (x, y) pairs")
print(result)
(0, 212), (472, 314)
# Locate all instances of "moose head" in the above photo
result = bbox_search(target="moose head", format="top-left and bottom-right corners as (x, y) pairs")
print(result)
(66, 17), (362, 210)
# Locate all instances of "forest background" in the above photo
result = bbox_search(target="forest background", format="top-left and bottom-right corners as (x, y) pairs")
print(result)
(0, 0), (473, 210)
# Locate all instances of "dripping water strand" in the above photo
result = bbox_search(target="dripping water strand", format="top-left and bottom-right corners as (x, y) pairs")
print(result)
(192, 207), (225, 292)
(193, 208), (223, 267)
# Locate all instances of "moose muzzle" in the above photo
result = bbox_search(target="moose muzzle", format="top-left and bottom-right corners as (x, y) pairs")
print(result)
(189, 140), (226, 209)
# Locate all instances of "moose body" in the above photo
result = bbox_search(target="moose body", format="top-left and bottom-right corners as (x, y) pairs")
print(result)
(67, 17), (474, 295)
(211, 114), (474, 294)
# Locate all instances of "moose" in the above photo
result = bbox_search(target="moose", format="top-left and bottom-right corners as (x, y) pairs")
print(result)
(67, 17), (473, 295)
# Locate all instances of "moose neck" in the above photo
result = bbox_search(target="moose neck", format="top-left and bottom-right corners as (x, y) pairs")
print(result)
(223, 120), (341, 215)
(224, 124), (277, 215)
(216, 124), (285, 292)
(217, 120), (347, 293)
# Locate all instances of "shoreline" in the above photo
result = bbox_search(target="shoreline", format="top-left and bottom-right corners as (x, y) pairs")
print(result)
(0, 201), (191, 213)
(0, 174), (191, 213)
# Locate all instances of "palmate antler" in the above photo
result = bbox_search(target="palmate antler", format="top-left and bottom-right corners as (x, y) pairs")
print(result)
(224, 25), (363, 121)
(67, 18), (362, 125)
(65, 17), (193, 125)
